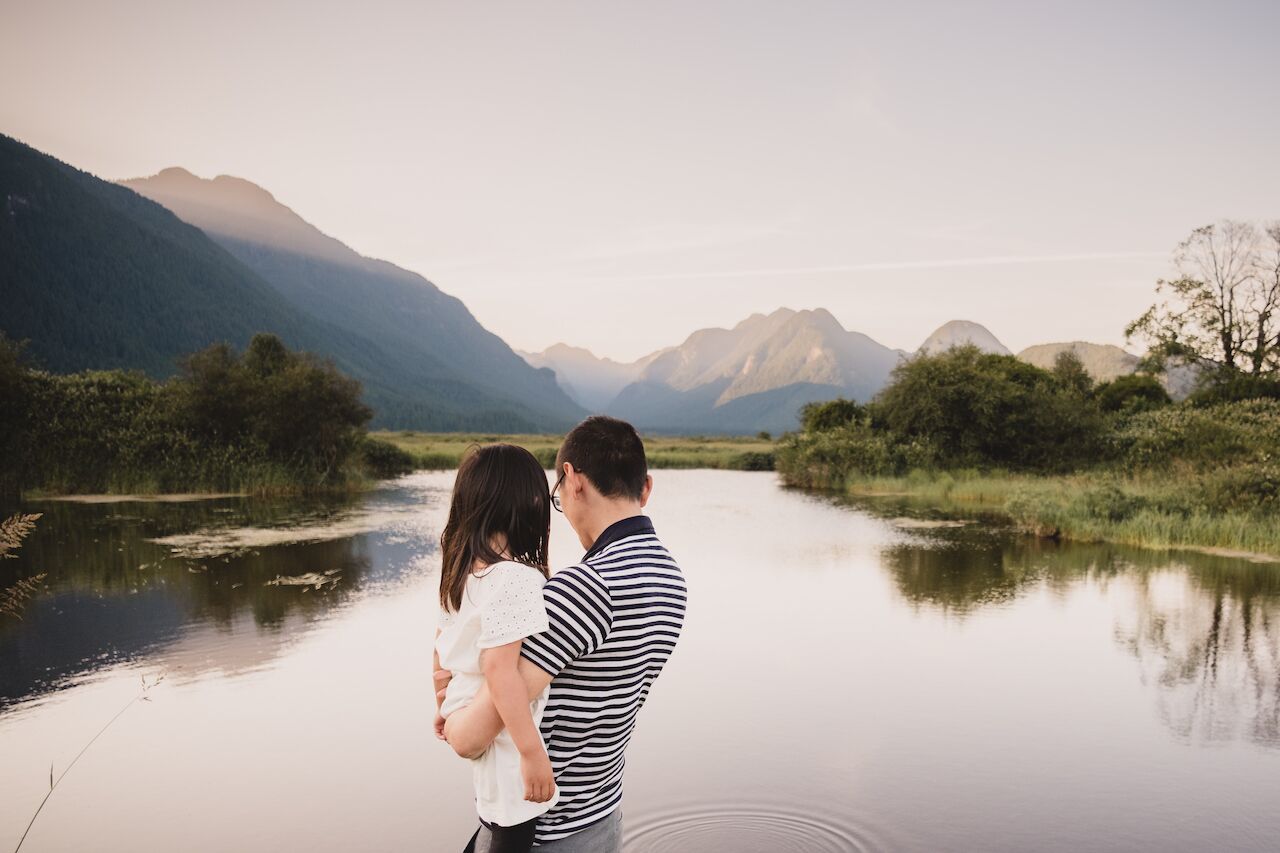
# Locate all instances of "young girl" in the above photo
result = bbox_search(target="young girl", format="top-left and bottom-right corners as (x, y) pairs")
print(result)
(434, 444), (559, 853)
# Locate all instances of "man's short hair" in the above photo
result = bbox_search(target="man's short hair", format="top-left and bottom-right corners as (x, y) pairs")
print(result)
(556, 416), (648, 500)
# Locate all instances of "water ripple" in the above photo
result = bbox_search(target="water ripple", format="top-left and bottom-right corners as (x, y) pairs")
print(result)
(624, 804), (887, 853)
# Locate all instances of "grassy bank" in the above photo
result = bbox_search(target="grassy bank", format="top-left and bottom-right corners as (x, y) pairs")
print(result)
(371, 431), (778, 471)
(830, 469), (1280, 559)
(775, 349), (1280, 561)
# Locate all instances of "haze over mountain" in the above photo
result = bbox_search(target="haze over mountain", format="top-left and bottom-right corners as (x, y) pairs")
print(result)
(1018, 341), (1199, 399)
(519, 344), (658, 412)
(525, 312), (1208, 433)
(917, 320), (1012, 356)
(523, 308), (905, 433)
(1, 135), (325, 375)
(120, 166), (582, 430)
(0, 135), (579, 430)
(1017, 342), (1140, 382)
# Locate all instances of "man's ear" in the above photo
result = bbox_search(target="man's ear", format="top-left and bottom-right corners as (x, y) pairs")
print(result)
(567, 464), (587, 497)
(639, 474), (653, 508)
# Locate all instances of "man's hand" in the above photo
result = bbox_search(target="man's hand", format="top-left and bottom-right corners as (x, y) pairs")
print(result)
(433, 667), (452, 707)
(521, 747), (555, 803)
(444, 658), (555, 760)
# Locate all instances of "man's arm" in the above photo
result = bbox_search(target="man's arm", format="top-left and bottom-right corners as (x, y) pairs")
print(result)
(445, 565), (612, 759)
(443, 657), (552, 759)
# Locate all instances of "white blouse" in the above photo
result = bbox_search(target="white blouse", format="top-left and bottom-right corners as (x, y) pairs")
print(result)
(437, 560), (558, 827)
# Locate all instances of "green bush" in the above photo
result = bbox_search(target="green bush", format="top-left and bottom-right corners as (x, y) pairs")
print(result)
(5, 334), (380, 495)
(870, 346), (1107, 472)
(360, 437), (416, 479)
(1094, 374), (1171, 414)
(799, 398), (865, 433)
(1188, 372), (1280, 407)
(1191, 463), (1280, 513)
(728, 451), (775, 471)
(1112, 400), (1280, 471)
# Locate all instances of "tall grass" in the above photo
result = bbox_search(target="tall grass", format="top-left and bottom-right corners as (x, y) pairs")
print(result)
(371, 431), (778, 471)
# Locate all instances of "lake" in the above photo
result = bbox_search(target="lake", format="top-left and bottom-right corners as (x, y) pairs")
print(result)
(2, 470), (1278, 852)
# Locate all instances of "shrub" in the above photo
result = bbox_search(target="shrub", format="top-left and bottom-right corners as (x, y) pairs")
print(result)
(1094, 374), (1171, 414)
(360, 437), (416, 479)
(1188, 372), (1280, 407)
(799, 398), (865, 433)
(871, 346), (1107, 472)
(1191, 463), (1280, 513)
(1113, 400), (1280, 471)
(729, 451), (775, 471)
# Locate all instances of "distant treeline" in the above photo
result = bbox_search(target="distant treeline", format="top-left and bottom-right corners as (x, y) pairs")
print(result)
(778, 346), (1280, 553)
(781, 345), (1280, 480)
(0, 333), (414, 497)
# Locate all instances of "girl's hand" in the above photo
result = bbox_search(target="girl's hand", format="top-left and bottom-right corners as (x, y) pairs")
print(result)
(521, 748), (555, 803)
(433, 711), (448, 741)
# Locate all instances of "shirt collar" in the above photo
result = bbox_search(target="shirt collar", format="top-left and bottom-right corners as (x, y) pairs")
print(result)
(583, 515), (655, 562)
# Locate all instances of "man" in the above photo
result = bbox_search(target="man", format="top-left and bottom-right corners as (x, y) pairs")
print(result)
(440, 416), (687, 851)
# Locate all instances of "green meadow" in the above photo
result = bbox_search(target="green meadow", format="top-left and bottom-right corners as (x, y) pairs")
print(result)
(370, 431), (778, 472)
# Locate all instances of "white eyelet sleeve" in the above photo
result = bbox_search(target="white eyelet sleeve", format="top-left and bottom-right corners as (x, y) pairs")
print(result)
(477, 562), (550, 650)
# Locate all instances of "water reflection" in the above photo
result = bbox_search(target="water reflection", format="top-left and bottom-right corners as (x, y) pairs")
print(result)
(0, 488), (437, 708)
(3, 473), (1280, 852)
(847, 495), (1280, 749)
(1118, 568), (1280, 747)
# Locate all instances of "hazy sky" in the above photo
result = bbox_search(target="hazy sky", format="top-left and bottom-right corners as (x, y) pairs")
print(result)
(4, 0), (1278, 360)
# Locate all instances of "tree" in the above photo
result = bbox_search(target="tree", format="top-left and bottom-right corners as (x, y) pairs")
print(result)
(1051, 351), (1094, 397)
(799, 398), (865, 433)
(871, 346), (1106, 472)
(0, 334), (31, 496)
(1094, 374), (1171, 414)
(1127, 220), (1280, 377)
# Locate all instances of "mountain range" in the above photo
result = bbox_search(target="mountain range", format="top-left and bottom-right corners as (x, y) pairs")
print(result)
(0, 133), (581, 430)
(522, 317), (1192, 433)
(2, 134), (1189, 436)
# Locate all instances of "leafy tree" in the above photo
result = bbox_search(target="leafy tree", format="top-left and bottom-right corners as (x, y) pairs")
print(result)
(799, 398), (865, 433)
(1186, 372), (1280, 407)
(0, 334), (30, 495)
(1051, 351), (1094, 397)
(1094, 374), (1171, 414)
(1127, 220), (1280, 376)
(872, 346), (1106, 472)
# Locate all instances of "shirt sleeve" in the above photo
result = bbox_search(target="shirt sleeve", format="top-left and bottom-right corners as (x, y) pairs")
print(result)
(520, 564), (614, 677)
(477, 563), (550, 650)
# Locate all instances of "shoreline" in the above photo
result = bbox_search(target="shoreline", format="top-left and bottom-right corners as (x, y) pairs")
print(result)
(826, 473), (1280, 564)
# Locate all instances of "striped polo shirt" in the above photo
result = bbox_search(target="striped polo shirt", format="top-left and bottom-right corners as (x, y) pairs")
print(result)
(520, 515), (687, 845)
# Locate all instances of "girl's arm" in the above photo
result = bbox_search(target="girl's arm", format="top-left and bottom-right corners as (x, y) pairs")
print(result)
(481, 639), (555, 803)
(433, 628), (448, 740)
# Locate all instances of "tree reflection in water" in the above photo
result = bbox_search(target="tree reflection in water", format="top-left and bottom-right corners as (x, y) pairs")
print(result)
(0, 489), (434, 709)
(865, 496), (1280, 749)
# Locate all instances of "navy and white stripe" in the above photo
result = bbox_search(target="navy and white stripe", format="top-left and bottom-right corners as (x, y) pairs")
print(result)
(520, 515), (687, 846)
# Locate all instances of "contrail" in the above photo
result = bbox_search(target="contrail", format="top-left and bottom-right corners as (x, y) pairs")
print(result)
(571, 251), (1165, 283)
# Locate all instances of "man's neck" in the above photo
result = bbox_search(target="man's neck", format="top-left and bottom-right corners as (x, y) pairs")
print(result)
(581, 502), (645, 549)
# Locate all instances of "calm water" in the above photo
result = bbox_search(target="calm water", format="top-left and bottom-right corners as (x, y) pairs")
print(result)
(2, 471), (1278, 852)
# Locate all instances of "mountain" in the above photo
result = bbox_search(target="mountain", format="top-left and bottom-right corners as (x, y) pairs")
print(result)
(0, 134), (321, 375)
(918, 320), (1011, 355)
(118, 166), (582, 430)
(1017, 342), (1141, 382)
(604, 308), (904, 434)
(1017, 341), (1199, 399)
(519, 344), (656, 411)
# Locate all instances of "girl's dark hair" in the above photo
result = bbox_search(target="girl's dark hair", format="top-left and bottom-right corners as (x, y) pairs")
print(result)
(439, 444), (551, 612)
